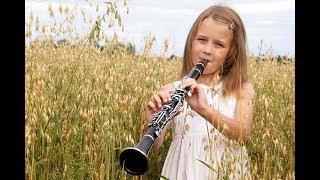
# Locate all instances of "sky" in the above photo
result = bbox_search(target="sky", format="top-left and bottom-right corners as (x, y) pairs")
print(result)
(25, 0), (295, 58)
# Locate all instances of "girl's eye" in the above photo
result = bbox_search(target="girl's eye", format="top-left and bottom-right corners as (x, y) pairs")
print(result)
(214, 42), (224, 48)
(197, 38), (206, 43)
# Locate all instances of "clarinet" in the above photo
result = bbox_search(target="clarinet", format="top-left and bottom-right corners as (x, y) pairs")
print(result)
(119, 59), (208, 175)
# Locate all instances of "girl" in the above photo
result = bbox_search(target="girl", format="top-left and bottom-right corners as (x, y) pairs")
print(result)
(145, 5), (255, 180)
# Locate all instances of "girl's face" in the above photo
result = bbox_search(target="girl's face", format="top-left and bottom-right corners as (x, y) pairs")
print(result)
(191, 17), (234, 77)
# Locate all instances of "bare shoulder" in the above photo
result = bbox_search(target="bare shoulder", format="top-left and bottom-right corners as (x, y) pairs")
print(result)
(239, 82), (255, 99)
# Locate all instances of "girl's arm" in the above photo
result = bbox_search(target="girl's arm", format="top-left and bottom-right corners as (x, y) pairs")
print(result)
(202, 82), (255, 144)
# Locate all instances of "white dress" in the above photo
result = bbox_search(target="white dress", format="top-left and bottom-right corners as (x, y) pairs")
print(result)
(160, 81), (251, 180)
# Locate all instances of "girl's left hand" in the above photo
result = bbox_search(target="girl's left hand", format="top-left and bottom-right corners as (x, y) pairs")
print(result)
(179, 78), (210, 116)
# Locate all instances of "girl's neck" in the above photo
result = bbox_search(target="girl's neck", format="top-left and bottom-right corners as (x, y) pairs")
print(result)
(197, 72), (222, 87)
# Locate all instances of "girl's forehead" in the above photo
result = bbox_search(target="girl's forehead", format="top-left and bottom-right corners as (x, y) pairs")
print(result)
(199, 17), (230, 30)
(196, 18), (233, 42)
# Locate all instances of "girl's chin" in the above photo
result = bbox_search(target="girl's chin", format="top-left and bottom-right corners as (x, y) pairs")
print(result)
(203, 67), (219, 76)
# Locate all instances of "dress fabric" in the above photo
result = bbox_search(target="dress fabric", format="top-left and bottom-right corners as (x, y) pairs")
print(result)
(160, 81), (251, 180)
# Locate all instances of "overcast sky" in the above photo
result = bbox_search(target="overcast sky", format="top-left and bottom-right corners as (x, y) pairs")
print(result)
(26, 0), (295, 57)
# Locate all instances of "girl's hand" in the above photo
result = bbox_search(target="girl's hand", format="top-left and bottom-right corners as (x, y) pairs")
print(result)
(145, 89), (172, 122)
(179, 78), (210, 116)
(145, 83), (183, 123)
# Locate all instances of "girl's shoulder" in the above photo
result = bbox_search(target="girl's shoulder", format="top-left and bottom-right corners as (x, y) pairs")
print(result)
(238, 82), (255, 100)
(221, 81), (255, 100)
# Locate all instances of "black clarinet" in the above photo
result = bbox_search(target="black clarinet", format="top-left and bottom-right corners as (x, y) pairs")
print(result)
(119, 59), (208, 175)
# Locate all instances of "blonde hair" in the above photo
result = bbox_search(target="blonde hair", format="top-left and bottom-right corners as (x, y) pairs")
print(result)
(181, 5), (248, 98)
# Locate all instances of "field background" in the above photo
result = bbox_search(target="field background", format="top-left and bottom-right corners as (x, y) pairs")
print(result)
(25, 1), (295, 179)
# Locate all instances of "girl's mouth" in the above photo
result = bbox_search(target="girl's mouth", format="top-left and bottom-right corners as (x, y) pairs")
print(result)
(199, 57), (211, 62)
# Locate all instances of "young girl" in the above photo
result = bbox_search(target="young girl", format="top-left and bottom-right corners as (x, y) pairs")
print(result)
(145, 5), (255, 180)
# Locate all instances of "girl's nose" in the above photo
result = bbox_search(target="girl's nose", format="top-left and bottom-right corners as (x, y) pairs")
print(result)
(202, 43), (213, 55)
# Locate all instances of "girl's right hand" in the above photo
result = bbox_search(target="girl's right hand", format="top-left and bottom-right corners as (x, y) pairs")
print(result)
(145, 88), (173, 123)
(145, 83), (184, 123)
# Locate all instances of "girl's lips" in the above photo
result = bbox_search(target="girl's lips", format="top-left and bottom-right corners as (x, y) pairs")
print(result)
(200, 58), (212, 63)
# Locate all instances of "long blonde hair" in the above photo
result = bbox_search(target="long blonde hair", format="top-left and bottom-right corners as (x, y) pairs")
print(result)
(181, 5), (248, 98)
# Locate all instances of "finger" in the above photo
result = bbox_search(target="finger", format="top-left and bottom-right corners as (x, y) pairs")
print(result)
(180, 80), (196, 89)
(165, 91), (172, 101)
(181, 78), (196, 85)
(182, 77), (195, 83)
(158, 91), (168, 103)
(147, 101), (156, 111)
(152, 94), (162, 108)
(180, 78), (194, 84)
(195, 84), (205, 94)
(163, 90), (173, 102)
(190, 84), (198, 94)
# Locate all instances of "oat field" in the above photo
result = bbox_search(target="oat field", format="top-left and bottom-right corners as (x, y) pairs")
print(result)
(25, 39), (294, 179)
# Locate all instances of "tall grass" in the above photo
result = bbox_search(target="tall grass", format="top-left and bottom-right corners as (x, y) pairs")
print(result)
(25, 41), (294, 179)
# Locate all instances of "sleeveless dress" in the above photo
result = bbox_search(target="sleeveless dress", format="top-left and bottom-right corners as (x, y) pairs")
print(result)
(160, 81), (251, 180)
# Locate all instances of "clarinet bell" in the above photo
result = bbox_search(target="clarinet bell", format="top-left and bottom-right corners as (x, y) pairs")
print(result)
(119, 147), (148, 175)
(119, 127), (156, 175)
